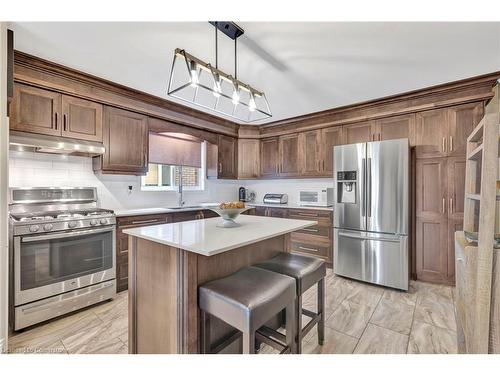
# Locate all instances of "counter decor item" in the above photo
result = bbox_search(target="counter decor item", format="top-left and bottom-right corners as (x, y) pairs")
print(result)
(210, 201), (248, 228)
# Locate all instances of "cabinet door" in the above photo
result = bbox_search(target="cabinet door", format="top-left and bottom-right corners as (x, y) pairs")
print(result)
(101, 106), (148, 175)
(237, 139), (260, 179)
(342, 121), (373, 144)
(260, 138), (279, 177)
(374, 113), (415, 144)
(279, 133), (300, 177)
(447, 103), (483, 157)
(268, 208), (288, 218)
(300, 130), (322, 176)
(62, 95), (103, 142)
(218, 135), (237, 179)
(10, 83), (62, 136)
(415, 108), (448, 158)
(415, 158), (448, 283)
(321, 126), (343, 176)
(448, 157), (466, 219)
(254, 206), (268, 216)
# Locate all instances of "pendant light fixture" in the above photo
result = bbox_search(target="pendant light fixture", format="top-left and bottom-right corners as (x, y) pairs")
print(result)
(167, 22), (271, 122)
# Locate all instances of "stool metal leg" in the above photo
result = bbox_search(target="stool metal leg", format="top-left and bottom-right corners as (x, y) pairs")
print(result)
(242, 329), (256, 354)
(317, 278), (325, 345)
(285, 302), (297, 354)
(200, 310), (211, 354)
(296, 293), (302, 353)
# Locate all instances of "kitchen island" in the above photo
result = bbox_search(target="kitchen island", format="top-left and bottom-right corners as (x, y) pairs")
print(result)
(124, 215), (317, 354)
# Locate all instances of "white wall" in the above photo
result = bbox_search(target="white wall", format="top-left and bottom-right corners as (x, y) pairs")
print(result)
(240, 178), (334, 205)
(0, 23), (9, 354)
(9, 151), (240, 209)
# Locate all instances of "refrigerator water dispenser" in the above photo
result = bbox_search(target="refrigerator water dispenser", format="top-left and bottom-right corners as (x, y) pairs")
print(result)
(337, 171), (357, 204)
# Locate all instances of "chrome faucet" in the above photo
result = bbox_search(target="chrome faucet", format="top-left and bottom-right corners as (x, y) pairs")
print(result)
(178, 166), (185, 207)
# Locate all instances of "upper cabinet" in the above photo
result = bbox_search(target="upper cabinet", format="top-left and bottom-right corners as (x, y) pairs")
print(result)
(278, 133), (301, 177)
(237, 138), (260, 179)
(260, 137), (279, 178)
(415, 104), (483, 159)
(300, 130), (322, 176)
(217, 135), (237, 179)
(94, 106), (148, 175)
(10, 84), (62, 137)
(342, 121), (373, 144)
(373, 114), (415, 144)
(10, 83), (103, 142)
(320, 126), (343, 176)
(61, 95), (103, 142)
(447, 103), (483, 157)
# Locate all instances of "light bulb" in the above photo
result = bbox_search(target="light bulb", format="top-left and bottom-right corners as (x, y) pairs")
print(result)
(190, 61), (198, 87)
(232, 83), (240, 105)
(249, 93), (256, 112)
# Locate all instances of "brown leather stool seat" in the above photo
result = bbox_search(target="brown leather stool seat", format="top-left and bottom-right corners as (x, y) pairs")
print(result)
(254, 253), (326, 353)
(199, 266), (297, 354)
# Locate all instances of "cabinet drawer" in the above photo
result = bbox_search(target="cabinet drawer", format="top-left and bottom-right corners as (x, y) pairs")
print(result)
(116, 214), (169, 226)
(295, 224), (330, 237)
(288, 209), (332, 220)
(290, 240), (330, 258)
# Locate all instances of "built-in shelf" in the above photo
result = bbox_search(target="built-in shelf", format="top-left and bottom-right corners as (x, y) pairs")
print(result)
(466, 193), (481, 201)
(468, 143), (484, 160)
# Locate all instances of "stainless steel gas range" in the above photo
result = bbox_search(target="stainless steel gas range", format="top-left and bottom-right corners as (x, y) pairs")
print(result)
(9, 187), (116, 330)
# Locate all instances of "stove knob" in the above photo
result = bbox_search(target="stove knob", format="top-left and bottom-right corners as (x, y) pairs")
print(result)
(99, 218), (107, 225)
(90, 219), (98, 226)
(68, 221), (77, 229)
(43, 224), (53, 231)
(29, 225), (40, 232)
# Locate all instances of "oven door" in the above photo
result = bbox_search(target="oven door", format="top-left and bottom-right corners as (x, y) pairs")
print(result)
(14, 226), (116, 306)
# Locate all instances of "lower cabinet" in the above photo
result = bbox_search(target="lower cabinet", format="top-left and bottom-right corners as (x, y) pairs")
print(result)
(115, 209), (219, 292)
(251, 206), (333, 265)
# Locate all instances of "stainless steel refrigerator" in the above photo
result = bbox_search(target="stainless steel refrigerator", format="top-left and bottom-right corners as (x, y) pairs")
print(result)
(333, 138), (409, 290)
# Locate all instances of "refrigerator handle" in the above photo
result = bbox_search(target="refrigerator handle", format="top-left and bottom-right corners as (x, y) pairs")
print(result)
(361, 158), (366, 217)
(367, 157), (372, 217)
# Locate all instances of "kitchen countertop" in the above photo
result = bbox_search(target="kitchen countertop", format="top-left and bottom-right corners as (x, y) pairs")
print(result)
(248, 202), (333, 211)
(123, 215), (317, 256)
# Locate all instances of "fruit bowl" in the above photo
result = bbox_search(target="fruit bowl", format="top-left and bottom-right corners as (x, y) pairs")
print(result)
(209, 207), (249, 228)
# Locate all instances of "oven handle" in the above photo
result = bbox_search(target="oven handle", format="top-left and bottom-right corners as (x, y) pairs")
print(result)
(21, 226), (114, 243)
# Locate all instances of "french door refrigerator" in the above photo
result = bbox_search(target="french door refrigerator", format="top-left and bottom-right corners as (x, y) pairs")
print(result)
(333, 138), (409, 290)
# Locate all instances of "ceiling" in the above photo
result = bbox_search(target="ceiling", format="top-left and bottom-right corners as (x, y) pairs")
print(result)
(9, 22), (500, 124)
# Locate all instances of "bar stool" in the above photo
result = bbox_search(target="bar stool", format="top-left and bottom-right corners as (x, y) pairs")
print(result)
(198, 266), (297, 354)
(254, 253), (326, 353)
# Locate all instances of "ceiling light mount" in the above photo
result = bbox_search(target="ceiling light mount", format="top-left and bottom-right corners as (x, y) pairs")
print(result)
(167, 22), (271, 123)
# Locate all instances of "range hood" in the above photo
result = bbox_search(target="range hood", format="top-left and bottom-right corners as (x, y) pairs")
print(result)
(9, 131), (105, 157)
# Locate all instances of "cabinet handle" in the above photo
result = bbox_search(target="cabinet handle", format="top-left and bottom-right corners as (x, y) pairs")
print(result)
(378, 134), (381, 141)
(449, 136), (453, 152)
(296, 212), (318, 217)
(322, 160), (325, 171)
(218, 162), (222, 173)
(450, 197), (453, 214)
(63, 114), (67, 131)
(442, 198), (446, 214)
(298, 246), (319, 252)
(130, 219), (161, 225)
(442, 137), (447, 153)
(54, 113), (58, 130)
(301, 228), (319, 233)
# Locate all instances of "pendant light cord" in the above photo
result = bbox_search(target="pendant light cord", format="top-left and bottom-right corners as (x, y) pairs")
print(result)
(215, 23), (218, 69)
(234, 38), (237, 80)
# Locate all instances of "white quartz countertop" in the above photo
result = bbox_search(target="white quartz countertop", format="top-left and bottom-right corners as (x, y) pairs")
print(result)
(248, 203), (333, 211)
(123, 215), (317, 256)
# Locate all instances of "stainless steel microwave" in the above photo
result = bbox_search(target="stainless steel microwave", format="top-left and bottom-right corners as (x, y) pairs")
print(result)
(298, 188), (334, 207)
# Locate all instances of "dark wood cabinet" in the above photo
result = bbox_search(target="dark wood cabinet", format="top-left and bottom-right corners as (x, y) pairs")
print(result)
(320, 126), (343, 176)
(62, 95), (103, 142)
(218, 135), (237, 179)
(300, 130), (322, 176)
(95, 106), (149, 175)
(373, 113), (415, 144)
(447, 103), (483, 157)
(415, 157), (465, 284)
(342, 121), (373, 144)
(260, 137), (279, 177)
(278, 133), (300, 177)
(415, 108), (448, 158)
(10, 83), (62, 136)
(116, 213), (170, 292)
(237, 138), (260, 179)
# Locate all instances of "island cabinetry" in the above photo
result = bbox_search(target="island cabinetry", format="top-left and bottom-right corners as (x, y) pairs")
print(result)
(116, 214), (170, 292)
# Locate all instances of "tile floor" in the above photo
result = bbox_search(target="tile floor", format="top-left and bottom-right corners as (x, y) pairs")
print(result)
(8, 269), (458, 354)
